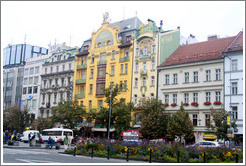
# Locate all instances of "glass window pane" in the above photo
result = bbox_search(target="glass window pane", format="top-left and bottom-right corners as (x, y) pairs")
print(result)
(15, 45), (22, 64)
(10, 45), (16, 64)
(25, 45), (32, 60)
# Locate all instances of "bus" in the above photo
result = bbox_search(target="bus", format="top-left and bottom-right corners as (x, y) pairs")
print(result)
(41, 128), (73, 144)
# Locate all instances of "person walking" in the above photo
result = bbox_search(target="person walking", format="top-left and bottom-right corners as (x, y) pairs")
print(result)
(54, 136), (58, 146)
(64, 134), (68, 150)
(48, 136), (54, 149)
(67, 133), (72, 149)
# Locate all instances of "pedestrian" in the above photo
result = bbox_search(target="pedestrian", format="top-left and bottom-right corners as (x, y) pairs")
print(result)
(29, 132), (33, 146)
(54, 136), (58, 146)
(5, 130), (9, 142)
(67, 133), (72, 149)
(64, 134), (68, 150)
(48, 136), (54, 149)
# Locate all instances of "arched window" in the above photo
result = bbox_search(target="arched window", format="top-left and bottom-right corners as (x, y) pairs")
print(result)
(107, 40), (111, 45)
(97, 42), (102, 47)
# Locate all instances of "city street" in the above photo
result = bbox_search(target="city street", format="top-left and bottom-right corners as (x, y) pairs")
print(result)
(3, 148), (146, 163)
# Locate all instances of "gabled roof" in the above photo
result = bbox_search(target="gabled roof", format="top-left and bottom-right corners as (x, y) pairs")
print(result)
(223, 31), (243, 53)
(159, 35), (236, 67)
(110, 17), (143, 31)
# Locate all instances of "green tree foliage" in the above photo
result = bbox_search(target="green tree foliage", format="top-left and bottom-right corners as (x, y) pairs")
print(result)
(140, 99), (169, 140)
(51, 100), (86, 129)
(3, 105), (34, 133)
(167, 103), (194, 143)
(210, 108), (237, 141)
(37, 118), (54, 133)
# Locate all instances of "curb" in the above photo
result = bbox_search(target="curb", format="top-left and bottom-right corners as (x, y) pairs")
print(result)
(3, 146), (65, 150)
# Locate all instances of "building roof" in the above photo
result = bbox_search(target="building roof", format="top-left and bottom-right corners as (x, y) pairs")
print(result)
(159, 35), (237, 67)
(223, 31), (243, 53)
(110, 16), (143, 31)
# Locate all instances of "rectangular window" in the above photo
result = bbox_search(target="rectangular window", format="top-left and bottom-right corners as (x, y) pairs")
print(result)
(184, 93), (189, 103)
(54, 93), (57, 103)
(97, 66), (106, 78)
(144, 47), (147, 55)
(152, 60), (155, 70)
(125, 64), (128, 74)
(173, 74), (178, 84)
(28, 87), (32, 94)
(81, 71), (85, 79)
(50, 67), (53, 73)
(185, 72), (189, 83)
(120, 81), (123, 91)
(98, 100), (103, 109)
(63, 64), (65, 71)
(205, 114), (211, 126)
(152, 45), (156, 54)
(151, 76), (155, 86)
(124, 49), (129, 57)
(29, 67), (34, 75)
(232, 82), (238, 95)
(136, 48), (139, 57)
(124, 80), (127, 91)
(215, 91), (221, 101)
(90, 69), (94, 78)
(35, 66), (39, 74)
(193, 93), (198, 103)
(89, 100), (92, 109)
(232, 106), (238, 119)
(232, 59), (237, 71)
(135, 78), (138, 87)
(45, 68), (47, 74)
(69, 63), (71, 70)
(142, 77), (146, 86)
(165, 74), (169, 85)
(42, 94), (45, 103)
(29, 77), (33, 84)
(142, 95), (145, 104)
(165, 95), (169, 104)
(61, 78), (64, 86)
(151, 93), (154, 100)
(206, 70), (211, 81)
(24, 69), (29, 75)
(193, 71), (198, 82)
(90, 84), (93, 94)
(34, 76), (39, 84)
(143, 62), (147, 72)
(134, 95), (137, 106)
(80, 101), (83, 106)
(193, 114), (197, 126)
(121, 64), (124, 74)
(33, 86), (38, 93)
(173, 94), (177, 104)
(135, 63), (139, 72)
(112, 51), (115, 59)
(79, 85), (85, 93)
(215, 69), (221, 80)
(206, 92), (211, 102)
(24, 78), (28, 85)
(55, 79), (58, 86)
(111, 66), (115, 76)
(96, 83), (105, 95)
(49, 79), (52, 87)
(43, 80), (47, 88)
(57, 66), (59, 72)
(23, 87), (27, 94)
(32, 99), (36, 109)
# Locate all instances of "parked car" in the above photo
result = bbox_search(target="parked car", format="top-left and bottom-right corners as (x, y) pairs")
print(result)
(186, 141), (222, 148)
(20, 130), (41, 143)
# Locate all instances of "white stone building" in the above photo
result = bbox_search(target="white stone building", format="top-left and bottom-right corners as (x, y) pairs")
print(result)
(158, 35), (237, 142)
(21, 54), (49, 119)
(222, 31), (243, 142)
(39, 43), (78, 118)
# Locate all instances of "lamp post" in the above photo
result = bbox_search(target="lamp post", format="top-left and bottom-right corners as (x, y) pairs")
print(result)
(105, 72), (113, 140)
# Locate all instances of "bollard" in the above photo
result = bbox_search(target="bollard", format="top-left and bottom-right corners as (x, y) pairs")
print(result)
(126, 147), (129, 162)
(149, 148), (152, 163)
(91, 145), (94, 158)
(177, 151), (180, 163)
(107, 146), (110, 160)
(203, 152), (206, 163)
(236, 154), (238, 163)
(73, 144), (77, 156)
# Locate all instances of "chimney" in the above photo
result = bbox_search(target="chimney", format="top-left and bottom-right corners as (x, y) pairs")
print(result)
(207, 35), (218, 41)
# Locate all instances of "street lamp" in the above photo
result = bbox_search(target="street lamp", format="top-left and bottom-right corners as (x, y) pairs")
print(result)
(105, 72), (113, 140)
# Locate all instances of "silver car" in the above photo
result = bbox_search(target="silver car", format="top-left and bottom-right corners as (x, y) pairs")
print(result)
(188, 141), (221, 148)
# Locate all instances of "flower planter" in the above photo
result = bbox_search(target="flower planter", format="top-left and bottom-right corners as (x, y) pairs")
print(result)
(164, 103), (169, 107)
(171, 103), (177, 107)
(191, 102), (199, 107)
(204, 102), (211, 105)
(183, 103), (189, 106)
(213, 101), (222, 105)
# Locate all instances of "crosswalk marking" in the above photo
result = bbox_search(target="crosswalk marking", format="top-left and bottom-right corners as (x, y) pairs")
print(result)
(16, 158), (61, 163)
(4, 149), (49, 155)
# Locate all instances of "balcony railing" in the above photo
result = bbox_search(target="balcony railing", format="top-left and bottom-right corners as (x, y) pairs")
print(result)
(97, 60), (107, 65)
(140, 70), (147, 76)
(75, 93), (85, 98)
(77, 64), (87, 69)
(76, 78), (86, 84)
(139, 56), (151, 61)
(119, 56), (130, 62)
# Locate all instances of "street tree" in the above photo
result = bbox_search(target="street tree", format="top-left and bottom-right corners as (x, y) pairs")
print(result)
(51, 100), (86, 129)
(3, 105), (34, 133)
(167, 103), (194, 143)
(210, 108), (237, 141)
(37, 118), (54, 133)
(140, 99), (169, 140)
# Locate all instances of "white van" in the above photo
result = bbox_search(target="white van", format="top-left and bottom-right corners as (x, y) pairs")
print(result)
(20, 130), (40, 143)
(41, 128), (73, 144)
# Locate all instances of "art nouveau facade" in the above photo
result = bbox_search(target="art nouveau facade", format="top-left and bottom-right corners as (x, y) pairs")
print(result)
(158, 35), (237, 142)
(39, 43), (78, 118)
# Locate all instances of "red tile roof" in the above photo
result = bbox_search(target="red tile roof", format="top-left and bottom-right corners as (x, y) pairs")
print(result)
(223, 31), (243, 52)
(159, 35), (236, 67)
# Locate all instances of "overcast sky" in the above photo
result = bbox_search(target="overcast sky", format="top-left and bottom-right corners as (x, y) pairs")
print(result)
(1, 1), (245, 49)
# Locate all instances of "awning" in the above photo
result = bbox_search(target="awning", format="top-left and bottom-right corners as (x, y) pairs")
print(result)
(120, 129), (142, 137)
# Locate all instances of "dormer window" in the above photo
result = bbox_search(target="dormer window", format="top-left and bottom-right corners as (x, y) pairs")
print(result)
(126, 35), (132, 42)
(97, 42), (102, 47)
(107, 40), (111, 45)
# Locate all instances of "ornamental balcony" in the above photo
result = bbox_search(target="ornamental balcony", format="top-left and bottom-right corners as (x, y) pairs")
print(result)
(75, 93), (85, 99)
(77, 64), (87, 69)
(139, 56), (151, 61)
(140, 70), (147, 76)
(119, 56), (130, 62)
(76, 78), (86, 84)
(97, 60), (107, 65)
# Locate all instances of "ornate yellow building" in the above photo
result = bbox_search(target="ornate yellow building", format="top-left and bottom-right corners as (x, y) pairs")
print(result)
(73, 17), (142, 112)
